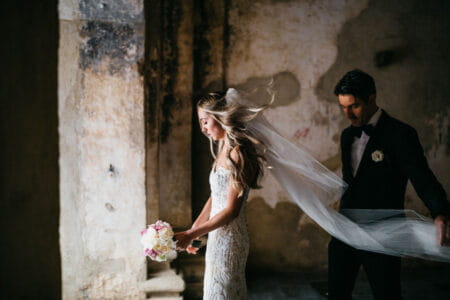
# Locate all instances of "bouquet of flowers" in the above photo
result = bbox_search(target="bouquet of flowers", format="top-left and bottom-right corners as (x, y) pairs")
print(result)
(140, 220), (177, 262)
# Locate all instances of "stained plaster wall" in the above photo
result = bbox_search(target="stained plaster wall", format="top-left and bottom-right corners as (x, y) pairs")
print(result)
(192, 0), (231, 220)
(145, 0), (194, 229)
(59, 0), (147, 298)
(226, 0), (370, 272)
(194, 0), (450, 272)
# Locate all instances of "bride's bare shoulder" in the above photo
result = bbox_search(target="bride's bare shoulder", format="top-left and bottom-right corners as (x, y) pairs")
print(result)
(230, 146), (241, 164)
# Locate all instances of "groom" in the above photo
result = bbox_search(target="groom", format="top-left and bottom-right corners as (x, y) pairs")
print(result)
(328, 69), (450, 299)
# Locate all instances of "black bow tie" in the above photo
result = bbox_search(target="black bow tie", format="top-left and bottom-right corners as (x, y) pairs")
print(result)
(349, 124), (374, 138)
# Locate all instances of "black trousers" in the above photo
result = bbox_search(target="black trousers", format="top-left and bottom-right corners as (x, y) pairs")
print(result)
(328, 238), (402, 300)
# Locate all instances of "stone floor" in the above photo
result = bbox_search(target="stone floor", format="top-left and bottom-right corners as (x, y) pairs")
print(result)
(247, 264), (450, 299)
(177, 255), (450, 300)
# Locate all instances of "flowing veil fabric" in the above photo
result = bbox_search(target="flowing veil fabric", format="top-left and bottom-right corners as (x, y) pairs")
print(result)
(226, 88), (450, 262)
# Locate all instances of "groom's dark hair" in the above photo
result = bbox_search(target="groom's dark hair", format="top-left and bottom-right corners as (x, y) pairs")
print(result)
(334, 69), (376, 102)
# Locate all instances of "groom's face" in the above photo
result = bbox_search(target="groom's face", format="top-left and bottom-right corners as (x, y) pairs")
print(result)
(338, 94), (373, 127)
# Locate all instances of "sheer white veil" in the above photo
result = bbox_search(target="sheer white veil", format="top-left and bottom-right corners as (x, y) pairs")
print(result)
(226, 88), (450, 262)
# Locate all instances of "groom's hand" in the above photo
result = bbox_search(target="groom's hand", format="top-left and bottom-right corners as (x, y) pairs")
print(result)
(434, 215), (450, 246)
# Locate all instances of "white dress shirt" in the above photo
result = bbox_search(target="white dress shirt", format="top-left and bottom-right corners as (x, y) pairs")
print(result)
(351, 108), (382, 176)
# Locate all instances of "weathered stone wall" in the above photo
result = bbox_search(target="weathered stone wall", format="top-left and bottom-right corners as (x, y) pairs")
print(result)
(315, 0), (450, 220)
(192, 0), (231, 219)
(59, 0), (147, 298)
(0, 1), (61, 298)
(145, 0), (194, 229)
(193, 0), (450, 272)
(226, 0), (371, 272)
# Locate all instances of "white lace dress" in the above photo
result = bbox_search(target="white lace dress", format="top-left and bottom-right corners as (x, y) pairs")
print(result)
(203, 167), (250, 300)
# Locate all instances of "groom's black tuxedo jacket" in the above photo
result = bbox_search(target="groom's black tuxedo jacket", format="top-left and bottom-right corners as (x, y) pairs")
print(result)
(340, 110), (450, 217)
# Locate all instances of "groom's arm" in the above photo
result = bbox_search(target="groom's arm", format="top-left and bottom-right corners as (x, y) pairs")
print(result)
(395, 125), (450, 218)
(395, 125), (450, 246)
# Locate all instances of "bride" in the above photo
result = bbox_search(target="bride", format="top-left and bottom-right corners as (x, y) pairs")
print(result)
(174, 91), (267, 300)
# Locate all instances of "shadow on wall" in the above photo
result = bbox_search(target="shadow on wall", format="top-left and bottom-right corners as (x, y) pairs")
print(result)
(233, 71), (301, 107)
(316, 0), (450, 153)
(246, 197), (330, 272)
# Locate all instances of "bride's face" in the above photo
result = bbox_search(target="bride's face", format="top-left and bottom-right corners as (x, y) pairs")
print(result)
(198, 109), (226, 141)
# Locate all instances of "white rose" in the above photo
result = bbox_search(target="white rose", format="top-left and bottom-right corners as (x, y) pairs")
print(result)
(147, 227), (159, 238)
(141, 235), (156, 249)
(140, 228), (158, 249)
(161, 221), (171, 228)
(158, 227), (174, 241)
(156, 243), (171, 253)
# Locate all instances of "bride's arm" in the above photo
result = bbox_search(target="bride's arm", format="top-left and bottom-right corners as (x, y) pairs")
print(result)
(192, 197), (212, 231)
(175, 147), (244, 249)
(175, 181), (243, 249)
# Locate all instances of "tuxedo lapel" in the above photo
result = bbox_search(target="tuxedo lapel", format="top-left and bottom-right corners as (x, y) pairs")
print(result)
(353, 111), (388, 179)
(354, 134), (378, 179)
(341, 129), (354, 184)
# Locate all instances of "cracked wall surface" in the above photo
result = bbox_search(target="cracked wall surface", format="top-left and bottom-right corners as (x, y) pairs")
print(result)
(59, 0), (146, 298)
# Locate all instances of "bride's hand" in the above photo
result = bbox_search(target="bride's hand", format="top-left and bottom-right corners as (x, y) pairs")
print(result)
(186, 246), (199, 255)
(174, 231), (194, 250)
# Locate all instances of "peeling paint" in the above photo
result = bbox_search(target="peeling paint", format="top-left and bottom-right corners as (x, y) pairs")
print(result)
(79, 21), (142, 74)
(311, 110), (329, 126)
(293, 128), (310, 139)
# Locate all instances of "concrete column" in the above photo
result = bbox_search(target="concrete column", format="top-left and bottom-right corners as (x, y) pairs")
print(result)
(59, 1), (146, 298)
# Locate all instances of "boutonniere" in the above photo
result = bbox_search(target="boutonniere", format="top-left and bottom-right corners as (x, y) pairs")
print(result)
(371, 150), (384, 162)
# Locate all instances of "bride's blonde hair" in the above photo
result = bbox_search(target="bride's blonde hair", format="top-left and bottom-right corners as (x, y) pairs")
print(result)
(197, 91), (268, 195)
